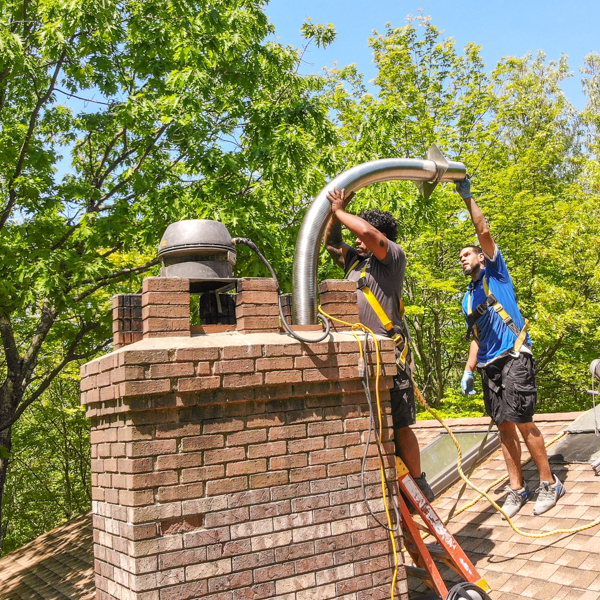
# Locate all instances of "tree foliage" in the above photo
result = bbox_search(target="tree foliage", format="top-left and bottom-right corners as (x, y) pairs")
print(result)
(1, 369), (90, 554)
(0, 0), (339, 547)
(327, 16), (501, 405)
(326, 16), (600, 410)
(2, 9), (600, 554)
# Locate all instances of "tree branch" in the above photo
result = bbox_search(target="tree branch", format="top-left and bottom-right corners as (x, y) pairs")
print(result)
(95, 128), (126, 188)
(0, 37), (75, 231)
(71, 257), (160, 303)
(21, 301), (58, 385)
(0, 323), (107, 433)
(535, 333), (566, 374)
(95, 123), (170, 207)
(0, 316), (21, 376)
(54, 88), (111, 105)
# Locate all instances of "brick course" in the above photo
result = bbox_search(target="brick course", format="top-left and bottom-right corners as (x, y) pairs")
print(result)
(83, 275), (407, 600)
(319, 279), (361, 332)
(236, 277), (280, 334)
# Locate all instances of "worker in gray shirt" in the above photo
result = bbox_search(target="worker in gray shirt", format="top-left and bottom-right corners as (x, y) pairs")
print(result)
(325, 187), (433, 502)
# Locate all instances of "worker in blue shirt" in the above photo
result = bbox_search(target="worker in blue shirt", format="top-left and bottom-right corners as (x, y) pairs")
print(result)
(457, 176), (565, 518)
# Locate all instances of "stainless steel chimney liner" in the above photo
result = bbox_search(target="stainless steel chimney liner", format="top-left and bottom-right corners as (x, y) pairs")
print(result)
(292, 149), (467, 324)
(591, 359), (600, 381)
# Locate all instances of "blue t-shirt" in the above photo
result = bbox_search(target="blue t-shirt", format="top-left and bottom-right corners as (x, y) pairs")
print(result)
(462, 245), (531, 365)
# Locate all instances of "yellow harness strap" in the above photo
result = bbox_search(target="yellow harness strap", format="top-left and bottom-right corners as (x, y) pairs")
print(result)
(467, 275), (530, 353)
(352, 262), (409, 366)
(345, 259), (362, 275)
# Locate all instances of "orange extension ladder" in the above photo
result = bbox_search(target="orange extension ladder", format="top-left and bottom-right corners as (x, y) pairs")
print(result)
(396, 457), (492, 600)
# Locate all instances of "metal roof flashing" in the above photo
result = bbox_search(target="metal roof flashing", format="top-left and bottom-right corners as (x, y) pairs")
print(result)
(547, 406), (600, 464)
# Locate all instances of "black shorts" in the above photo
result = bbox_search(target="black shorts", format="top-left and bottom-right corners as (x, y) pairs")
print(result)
(390, 368), (416, 430)
(478, 353), (537, 425)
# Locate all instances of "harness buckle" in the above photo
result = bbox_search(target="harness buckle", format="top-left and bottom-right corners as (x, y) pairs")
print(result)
(475, 303), (487, 316)
(391, 332), (404, 347)
(356, 276), (368, 290)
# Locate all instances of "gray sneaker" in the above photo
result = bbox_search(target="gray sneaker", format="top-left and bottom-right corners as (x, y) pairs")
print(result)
(501, 483), (531, 519)
(414, 472), (435, 502)
(533, 475), (565, 515)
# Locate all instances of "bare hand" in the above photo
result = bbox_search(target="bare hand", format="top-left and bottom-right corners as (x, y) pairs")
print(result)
(327, 187), (354, 214)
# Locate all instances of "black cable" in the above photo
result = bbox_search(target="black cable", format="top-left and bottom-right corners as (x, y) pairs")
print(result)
(233, 237), (397, 531)
(232, 237), (280, 282)
(232, 237), (331, 344)
(359, 329), (401, 533)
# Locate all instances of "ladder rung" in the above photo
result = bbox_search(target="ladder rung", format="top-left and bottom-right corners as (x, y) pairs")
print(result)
(426, 544), (447, 559)
(413, 519), (430, 533)
(405, 564), (432, 581)
(405, 542), (447, 560)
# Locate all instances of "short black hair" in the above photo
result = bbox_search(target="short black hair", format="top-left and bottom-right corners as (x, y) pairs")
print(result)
(359, 209), (398, 242)
(461, 245), (483, 255)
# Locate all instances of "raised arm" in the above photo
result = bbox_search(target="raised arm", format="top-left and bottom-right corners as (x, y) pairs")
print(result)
(326, 188), (389, 261)
(456, 176), (495, 258)
(324, 213), (351, 270)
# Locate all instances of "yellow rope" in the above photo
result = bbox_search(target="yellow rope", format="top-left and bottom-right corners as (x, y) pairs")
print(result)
(412, 385), (600, 538)
(442, 430), (567, 522)
(318, 306), (600, 550)
(318, 307), (400, 600)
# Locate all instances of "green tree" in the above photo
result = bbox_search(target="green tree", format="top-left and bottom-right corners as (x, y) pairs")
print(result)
(0, 0), (338, 547)
(481, 52), (600, 409)
(326, 17), (600, 411)
(1, 368), (90, 554)
(327, 16), (501, 405)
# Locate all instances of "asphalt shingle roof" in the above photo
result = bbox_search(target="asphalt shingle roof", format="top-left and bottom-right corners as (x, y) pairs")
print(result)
(408, 411), (600, 600)
(0, 412), (598, 600)
(0, 512), (94, 600)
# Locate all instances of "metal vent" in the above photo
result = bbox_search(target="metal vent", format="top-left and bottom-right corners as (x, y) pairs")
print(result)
(158, 219), (237, 292)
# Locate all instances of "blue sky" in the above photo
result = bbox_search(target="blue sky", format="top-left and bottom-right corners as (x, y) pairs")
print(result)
(266, 0), (600, 109)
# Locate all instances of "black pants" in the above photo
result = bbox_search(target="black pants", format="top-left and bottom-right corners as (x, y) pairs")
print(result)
(390, 368), (416, 429)
(478, 353), (537, 426)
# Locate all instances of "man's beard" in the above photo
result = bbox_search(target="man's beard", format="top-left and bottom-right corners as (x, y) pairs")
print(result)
(463, 263), (481, 277)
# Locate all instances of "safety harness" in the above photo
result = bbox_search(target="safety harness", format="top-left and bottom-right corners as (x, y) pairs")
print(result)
(466, 274), (530, 353)
(346, 258), (410, 367)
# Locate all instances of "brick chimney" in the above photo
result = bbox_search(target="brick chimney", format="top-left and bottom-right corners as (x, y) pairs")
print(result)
(81, 275), (408, 600)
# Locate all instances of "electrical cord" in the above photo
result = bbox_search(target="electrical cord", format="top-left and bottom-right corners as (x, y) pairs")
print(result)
(411, 383), (600, 538)
(359, 329), (401, 532)
(232, 237), (398, 535)
(318, 306), (600, 549)
(318, 307), (401, 600)
(228, 239), (600, 581)
(232, 237), (332, 343)
(232, 239), (404, 592)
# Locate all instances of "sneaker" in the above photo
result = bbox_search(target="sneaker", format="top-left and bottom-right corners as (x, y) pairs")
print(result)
(414, 472), (435, 503)
(533, 475), (565, 516)
(501, 482), (531, 519)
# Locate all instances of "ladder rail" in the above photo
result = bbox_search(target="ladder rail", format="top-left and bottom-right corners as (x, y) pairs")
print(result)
(396, 457), (491, 598)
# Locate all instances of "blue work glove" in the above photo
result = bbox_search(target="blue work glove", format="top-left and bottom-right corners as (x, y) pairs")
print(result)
(455, 174), (472, 199)
(461, 370), (477, 396)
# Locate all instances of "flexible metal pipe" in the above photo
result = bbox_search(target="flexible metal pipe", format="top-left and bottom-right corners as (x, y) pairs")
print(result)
(292, 157), (467, 324)
(591, 359), (600, 381)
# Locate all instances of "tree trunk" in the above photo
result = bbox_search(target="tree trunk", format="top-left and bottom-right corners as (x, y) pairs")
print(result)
(0, 423), (12, 554)
(0, 369), (21, 555)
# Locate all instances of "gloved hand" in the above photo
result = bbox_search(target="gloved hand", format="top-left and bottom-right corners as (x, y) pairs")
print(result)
(461, 370), (477, 396)
(455, 174), (472, 199)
